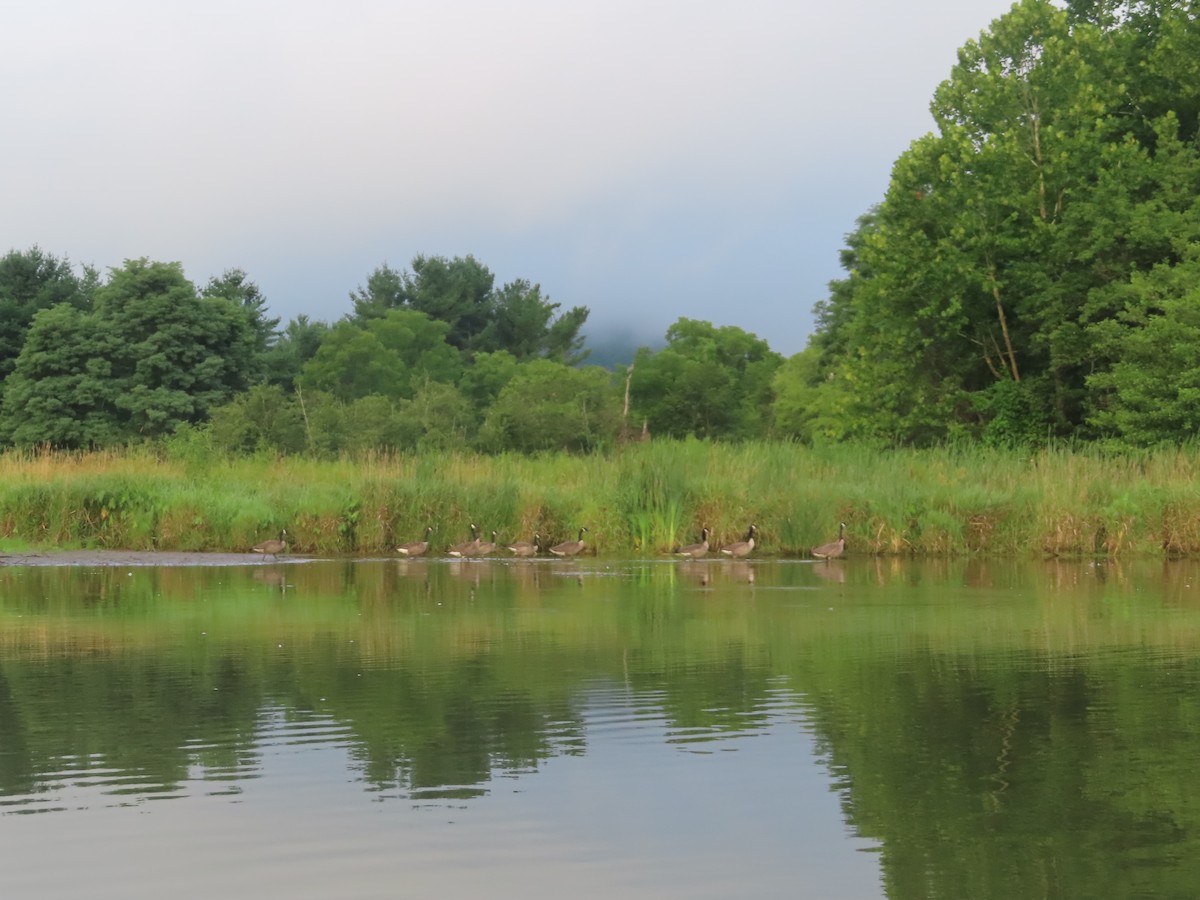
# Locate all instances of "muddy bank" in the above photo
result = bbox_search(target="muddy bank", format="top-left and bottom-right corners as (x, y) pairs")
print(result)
(0, 551), (311, 567)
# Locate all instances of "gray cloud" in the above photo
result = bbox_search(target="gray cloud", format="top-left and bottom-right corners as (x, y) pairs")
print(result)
(3, 0), (1015, 356)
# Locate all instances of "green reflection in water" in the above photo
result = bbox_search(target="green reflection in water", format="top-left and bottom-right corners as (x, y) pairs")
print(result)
(2, 557), (1200, 897)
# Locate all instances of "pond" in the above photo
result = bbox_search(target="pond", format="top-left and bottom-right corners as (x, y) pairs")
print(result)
(1, 555), (1199, 899)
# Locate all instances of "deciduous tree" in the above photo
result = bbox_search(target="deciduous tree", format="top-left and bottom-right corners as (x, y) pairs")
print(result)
(0, 246), (96, 382)
(298, 310), (462, 402)
(630, 319), (781, 440)
(479, 360), (620, 452)
(804, 0), (1200, 445)
(2, 258), (262, 445)
(350, 256), (589, 361)
(98, 259), (260, 436)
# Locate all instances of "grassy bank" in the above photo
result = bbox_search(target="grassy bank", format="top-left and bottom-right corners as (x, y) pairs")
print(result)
(1, 441), (1199, 557)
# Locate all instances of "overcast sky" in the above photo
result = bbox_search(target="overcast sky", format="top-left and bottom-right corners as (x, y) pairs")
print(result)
(2, 0), (1017, 357)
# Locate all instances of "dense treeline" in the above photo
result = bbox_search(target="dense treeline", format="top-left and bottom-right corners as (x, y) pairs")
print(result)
(0, 249), (782, 454)
(4, 0), (1197, 453)
(782, 0), (1200, 447)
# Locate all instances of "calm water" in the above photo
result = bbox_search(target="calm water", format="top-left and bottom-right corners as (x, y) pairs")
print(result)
(2, 555), (1200, 899)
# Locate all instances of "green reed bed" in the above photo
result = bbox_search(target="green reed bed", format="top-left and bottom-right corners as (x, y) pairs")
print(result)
(4, 442), (1200, 557)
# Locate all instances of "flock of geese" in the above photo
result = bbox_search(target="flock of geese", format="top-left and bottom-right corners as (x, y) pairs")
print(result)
(252, 522), (849, 561)
(669, 522), (846, 561)
(398, 524), (590, 558)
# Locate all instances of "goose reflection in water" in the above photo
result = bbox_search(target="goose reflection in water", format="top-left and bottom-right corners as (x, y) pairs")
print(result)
(727, 561), (756, 585)
(811, 560), (846, 584)
(252, 568), (288, 592)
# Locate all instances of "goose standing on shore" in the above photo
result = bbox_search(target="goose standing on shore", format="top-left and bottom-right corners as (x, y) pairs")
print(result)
(448, 524), (480, 557)
(506, 533), (541, 557)
(720, 524), (757, 558)
(812, 523), (846, 560)
(397, 526), (433, 557)
(474, 530), (499, 556)
(253, 530), (288, 560)
(675, 527), (710, 559)
(550, 527), (588, 557)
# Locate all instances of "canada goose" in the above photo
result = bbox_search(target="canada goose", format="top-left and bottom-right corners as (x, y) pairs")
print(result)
(675, 527), (710, 559)
(474, 530), (499, 556)
(550, 527), (588, 557)
(397, 526), (433, 557)
(506, 533), (541, 557)
(720, 523), (758, 558)
(252, 529), (288, 560)
(448, 524), (480, 557)
(812, 522), (846, 560)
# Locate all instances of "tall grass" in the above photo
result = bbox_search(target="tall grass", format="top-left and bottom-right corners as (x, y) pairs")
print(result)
(3, 441), (1200, 557)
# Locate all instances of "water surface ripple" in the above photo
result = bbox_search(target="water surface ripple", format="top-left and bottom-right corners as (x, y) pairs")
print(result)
(3, 557), (1200, 898)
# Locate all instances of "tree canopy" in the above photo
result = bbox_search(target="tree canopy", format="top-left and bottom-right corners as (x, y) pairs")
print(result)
(629, 318), (782, 440)
(350, 255), (589, 363)
(0, 247), (95, 383)
(1, 259), (262, 447)
(804, 0), (1200, 447)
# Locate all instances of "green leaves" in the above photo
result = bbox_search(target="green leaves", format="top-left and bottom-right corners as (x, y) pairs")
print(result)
(803, 0), (1200, 446)
(479, 360), (620, 453)
(1087, 246), (1200, 444)
(0, 304), (123, 447)
(349, 255), (589, 362)
(0, 246), (95, 382)
(630, 318), (782, 441)
(298, 310), (463, 403)
(0, 258), (263, 447)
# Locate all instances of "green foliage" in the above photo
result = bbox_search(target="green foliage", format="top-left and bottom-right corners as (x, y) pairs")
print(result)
(0, 258), (266, 447)
(304, 394), (401, 456)
(805, 0), (1200, 446)
(459, 350), (519, 416)
(209, 384), (308, 454)
(972, 378), (1052, 448)
(298, 310), (462, 402)
(262, 315), (330, 392)
(1087, 247), (1200, 445)
(475, 279), (589, 363)
(615, 451), (689, 552)
(0, 304), (124, 447)
(771, 347), (853, 443)
(0, 246), (95, 382)
(297, 321), (407, 402)
(100, 259), (261, 437)
(161, 422), (223, 470)
(8, 440), (1200, 557)
(478, 360), (621, 453)
(200, 268), (279, 361)
(401, 381), (474, 451)
(630, 318), (782, 440)
(350, 255), (494, 348)
(350, 255), (589, 361)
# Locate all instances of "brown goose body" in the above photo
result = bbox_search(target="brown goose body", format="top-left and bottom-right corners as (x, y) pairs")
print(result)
(675, 527), (710, 559)
(506, 533), (541, 557)
(448, 524), (480, 557)
(720, 524), (758, 558)
(397, 526), (433, 557)
(550, 527), (588, 557)
(253, 529), (288, 560)
(473, 531), (499, 556)
(812, 522), (846, 560)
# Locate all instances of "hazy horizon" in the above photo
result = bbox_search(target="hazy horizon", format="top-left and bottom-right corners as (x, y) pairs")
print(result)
(3, 1), (1019, 357)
